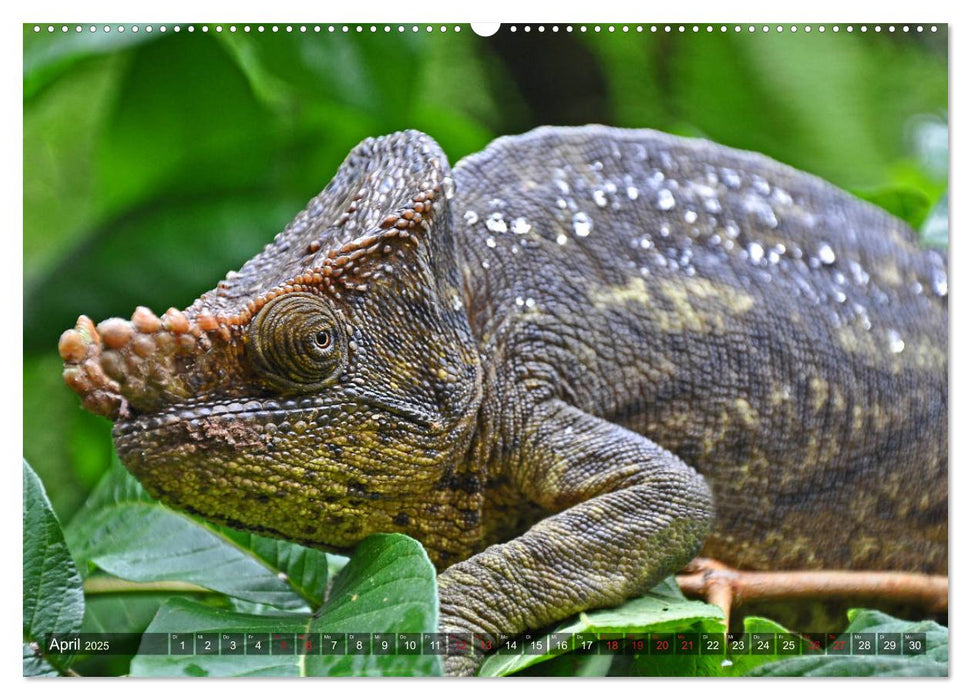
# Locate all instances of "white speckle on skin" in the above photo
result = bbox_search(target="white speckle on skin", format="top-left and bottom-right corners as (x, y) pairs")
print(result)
(818, 243), (836, 265)
(684, 210), (698, 224)
(593, 190), (608, 207)
(485, 236), (497, 248)
(481, 260), (490, 269)
(772, 187), (793, 206)
(848, 260), (869, 286)
(463, 210), (478, 225)
(515, 296), (525, 306)
(657, 189), (676, 210)
(511, 217), (532, 234)
(556, 233), (568, 245)
(887, 329), (905, 354)
(442, 176), (455, 200)
(626, 185), (639, 200)
(573, 212), (593, 237)
(932, 269), (947, 296)
(747, 242), (765, 264)
(486, 213), (507, 233)
(720, 168), (741, 188)
(525, 298), (536, 308)
(752, 176), (771, 195)
(743, 193), (778, 228)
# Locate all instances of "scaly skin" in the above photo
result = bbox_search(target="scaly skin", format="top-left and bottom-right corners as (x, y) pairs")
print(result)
(60, 127), (947, 676)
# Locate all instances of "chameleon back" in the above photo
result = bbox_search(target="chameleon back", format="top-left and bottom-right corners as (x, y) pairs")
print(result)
(452, 126), (947, 574)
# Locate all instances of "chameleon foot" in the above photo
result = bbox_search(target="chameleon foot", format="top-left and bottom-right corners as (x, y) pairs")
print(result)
(443, 653), (480, 677)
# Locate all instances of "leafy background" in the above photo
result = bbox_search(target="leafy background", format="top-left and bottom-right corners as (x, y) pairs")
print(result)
(23, 23), (948, 676)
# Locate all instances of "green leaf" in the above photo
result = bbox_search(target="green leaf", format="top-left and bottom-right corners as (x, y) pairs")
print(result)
(74, 592), (199, 677)
(854, 187), (931, 230)
(748, 609), (947, 677)
(94, 34), (276, 218)
(23, 460), (86, 675)
(23, 354), (114, 521)
(478, 577), (724, 677)
(24, 169), (304, 356)
(719, 616), (799, 677)
(66, 457), (328, 610)
(24, 24), (158, 100)
(130, 534), (440, 676)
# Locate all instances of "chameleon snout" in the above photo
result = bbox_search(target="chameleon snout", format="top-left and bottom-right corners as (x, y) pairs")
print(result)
(59, 305), (229, 419)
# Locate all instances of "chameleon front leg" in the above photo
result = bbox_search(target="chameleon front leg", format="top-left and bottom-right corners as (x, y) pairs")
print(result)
(438, 399), (713, 675)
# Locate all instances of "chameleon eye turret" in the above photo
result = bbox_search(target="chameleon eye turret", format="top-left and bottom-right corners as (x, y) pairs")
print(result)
(246, 292), (347, 392)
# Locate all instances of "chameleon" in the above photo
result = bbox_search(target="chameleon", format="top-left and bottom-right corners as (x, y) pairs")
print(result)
(58, 126), (947, 675)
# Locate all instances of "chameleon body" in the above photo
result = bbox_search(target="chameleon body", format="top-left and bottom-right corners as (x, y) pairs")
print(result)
(59, 127), (947, 675)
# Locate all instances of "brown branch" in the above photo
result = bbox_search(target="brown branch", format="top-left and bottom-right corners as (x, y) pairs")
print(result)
(677, 558), (948, 616)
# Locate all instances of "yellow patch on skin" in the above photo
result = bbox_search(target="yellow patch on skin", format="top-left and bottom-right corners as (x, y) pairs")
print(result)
(590, 276), (653, 308)
(836, 324), (945, 374)
(733, 398), (759, 428)
(809, 376), (828, 412)
(877, 261), (904, 288)
(588, 276), (755, 333)
(835, 325), (872, 356)
(830, 385), (846, 414)
(769, 384), (792, 405)
(904, 336), (948, 371)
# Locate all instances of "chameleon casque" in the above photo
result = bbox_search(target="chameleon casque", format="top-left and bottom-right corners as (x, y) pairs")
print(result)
(59, 126), (947, 675)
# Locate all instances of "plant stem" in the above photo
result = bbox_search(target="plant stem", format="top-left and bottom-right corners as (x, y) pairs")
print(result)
(83, 576), (211, 596)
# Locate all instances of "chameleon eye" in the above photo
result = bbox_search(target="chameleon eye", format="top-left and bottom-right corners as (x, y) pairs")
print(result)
(314, 329), (332, 349)
(247, 292), (346, 392)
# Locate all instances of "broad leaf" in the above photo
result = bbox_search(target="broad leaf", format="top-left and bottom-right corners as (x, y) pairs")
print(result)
(748, 609), (947, 677)
(479, 577), (724, 677)
(66, 457), (329, 610)
(23, 460), (85, 675)
(130, 534), (440, 677)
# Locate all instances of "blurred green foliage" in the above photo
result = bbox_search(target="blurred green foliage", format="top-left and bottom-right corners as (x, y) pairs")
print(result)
(24, 24), (946, 523)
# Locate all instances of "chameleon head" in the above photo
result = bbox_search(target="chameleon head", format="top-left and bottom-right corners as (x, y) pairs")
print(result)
(59, 131), (482, 552)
